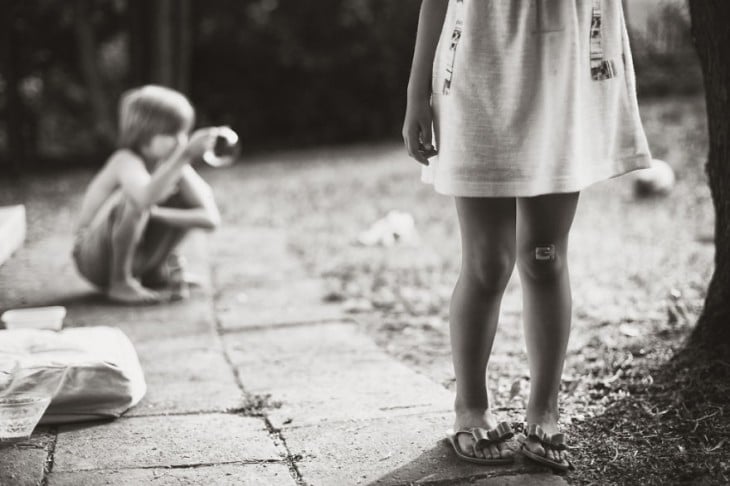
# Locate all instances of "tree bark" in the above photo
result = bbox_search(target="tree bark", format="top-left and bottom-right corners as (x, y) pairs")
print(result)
(688, 0), (730, 352)
(74, 0), (115, 146)
(126, 0), (191, 93)
(127, 0), (152, 87)
(2, 0), (25, 174)
(176, 0), (192, 94)
(152, 0), (174, 87)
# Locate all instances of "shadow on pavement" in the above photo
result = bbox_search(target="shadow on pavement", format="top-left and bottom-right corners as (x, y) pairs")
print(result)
(367, 439), (540, 485)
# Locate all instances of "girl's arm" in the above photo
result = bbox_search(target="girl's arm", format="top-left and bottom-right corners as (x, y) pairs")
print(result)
(148, 166), (221, 231)
(403, 0), (449, 165)
(116, 128), (217, 209)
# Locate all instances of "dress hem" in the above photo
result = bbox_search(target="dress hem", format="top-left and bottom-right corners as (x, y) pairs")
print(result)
(421, 153), (652, 198)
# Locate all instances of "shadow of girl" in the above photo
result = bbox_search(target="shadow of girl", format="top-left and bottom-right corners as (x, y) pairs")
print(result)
(367, 438), (547, 485)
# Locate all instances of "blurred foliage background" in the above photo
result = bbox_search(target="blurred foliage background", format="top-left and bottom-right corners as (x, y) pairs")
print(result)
(0, 0), (701, 172)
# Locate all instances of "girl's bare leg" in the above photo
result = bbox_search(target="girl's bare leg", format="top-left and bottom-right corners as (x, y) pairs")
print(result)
(135, 221), (188, 282)
(451, 196), (516, 460)
(108, 196), (160, 304)
(516, 192), (579, 463)
(133, 193), (191, 285)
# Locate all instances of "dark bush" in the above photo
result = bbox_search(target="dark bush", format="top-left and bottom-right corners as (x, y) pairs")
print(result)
(1, 0), (420, 170)
(191, 0), (420, 149)
(628, 1), (703, 97)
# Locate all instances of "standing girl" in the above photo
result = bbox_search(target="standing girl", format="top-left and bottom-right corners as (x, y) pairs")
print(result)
(403, 0), (651, 470)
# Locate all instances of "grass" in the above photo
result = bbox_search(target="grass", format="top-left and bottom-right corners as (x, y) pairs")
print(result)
(1, 95), (725, 484)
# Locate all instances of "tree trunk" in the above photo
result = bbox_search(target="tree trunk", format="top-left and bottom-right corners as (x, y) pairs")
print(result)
(176, 0), (192, 94)
(127, 0), (192, 94)
(127, 1), (153, 87)
(2, 0), (25, 174)
(74, 0), (115, 147)
(688, 0), (730, 352)
(152, 0), (174, 87)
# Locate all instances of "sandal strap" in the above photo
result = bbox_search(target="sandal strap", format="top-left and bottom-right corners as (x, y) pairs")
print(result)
(473, 422), (514, 447)
(549, 433), (568, 451)
(526, 423), (546, 442)
(525, 424), (569, 450)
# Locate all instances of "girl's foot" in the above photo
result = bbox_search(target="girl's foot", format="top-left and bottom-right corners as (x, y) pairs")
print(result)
(453, 409), (515, 460)
(522, 420), (568, 465)
(107, 279), (161, 304)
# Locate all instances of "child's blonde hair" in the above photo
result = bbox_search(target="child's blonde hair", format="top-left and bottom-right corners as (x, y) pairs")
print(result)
(118, 85), (195, 152)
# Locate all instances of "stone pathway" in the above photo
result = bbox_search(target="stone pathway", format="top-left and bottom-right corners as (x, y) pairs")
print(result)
(0, 220), (568, 485)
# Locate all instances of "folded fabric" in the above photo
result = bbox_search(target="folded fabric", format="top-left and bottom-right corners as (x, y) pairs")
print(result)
(0, 326), (146, 424)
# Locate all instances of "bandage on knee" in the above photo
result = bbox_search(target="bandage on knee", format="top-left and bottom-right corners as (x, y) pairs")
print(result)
(535, 244), (556, 261)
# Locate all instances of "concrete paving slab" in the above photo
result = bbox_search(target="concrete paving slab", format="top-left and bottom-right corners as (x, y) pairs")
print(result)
(53, 414), (282, 472)
(48, 463), (295, 486)
(463, 475), (568, 486)
(67, 298), (215, 343)
(0, 446), (47, 486)
(216, 279), (344, 330)
(224, 322), (452, 429)
(0, 205), (26, 268)
(217, 278), (327, 311)
(240, 355), (452, 430)
(214, 260), (304, 289)
(219, 305), (345, 330)
(285, 413), (554, 486)
(0, 432), (53, 486)
(210, 227), (303, 288)
(225, 321), (382, 362)
(0, 235), (87, 310)
(127, 335), (242, 416)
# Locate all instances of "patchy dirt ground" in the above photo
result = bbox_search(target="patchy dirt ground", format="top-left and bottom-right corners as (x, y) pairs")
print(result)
(2, 96), (725, 485)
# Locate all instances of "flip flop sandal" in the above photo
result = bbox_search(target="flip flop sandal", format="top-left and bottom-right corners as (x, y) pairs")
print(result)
(520, 423), (574, 472)
(446, 422), (515, 465)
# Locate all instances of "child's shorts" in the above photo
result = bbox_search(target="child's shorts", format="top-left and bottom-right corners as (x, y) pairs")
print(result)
(72, 191), (129, 288)
(72, 191), (191, 288)
(73, 191), (146, 289)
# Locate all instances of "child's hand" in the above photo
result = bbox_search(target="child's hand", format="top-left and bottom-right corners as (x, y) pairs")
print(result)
(402, 96), (436, 166)
(184, 127), (219, 159)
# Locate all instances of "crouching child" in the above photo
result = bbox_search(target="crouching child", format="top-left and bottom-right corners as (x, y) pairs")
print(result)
(73, 85), (222, 304)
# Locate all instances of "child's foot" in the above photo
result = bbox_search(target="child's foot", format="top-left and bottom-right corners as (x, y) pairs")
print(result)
(521, 419), (569, 467)
(142, 255), (202, 289)
(143, 270), (201, 289)
(453, 408), (515, 460)
(107, 279), (161, 304)
(140, 266), (171, 288)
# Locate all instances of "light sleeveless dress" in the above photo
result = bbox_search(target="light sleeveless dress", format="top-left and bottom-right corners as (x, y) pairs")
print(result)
(422, 0), (652, 197)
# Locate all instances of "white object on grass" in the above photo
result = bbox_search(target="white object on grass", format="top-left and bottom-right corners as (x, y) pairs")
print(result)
(634, 159), (676, 196)
(357, 210), (420, 247)
(1, 306), (66, 331)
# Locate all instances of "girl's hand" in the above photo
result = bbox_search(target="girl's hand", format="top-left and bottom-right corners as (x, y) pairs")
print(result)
(402, 95), (435, 165)
(184, 127), (219, 159)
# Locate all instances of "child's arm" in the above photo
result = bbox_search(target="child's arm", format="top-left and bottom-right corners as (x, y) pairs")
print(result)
(403, 0), (449, 165)
(116, 129), (216, 209)
(148, 166), (221, 231)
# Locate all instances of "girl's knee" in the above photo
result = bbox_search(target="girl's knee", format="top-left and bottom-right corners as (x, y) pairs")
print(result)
(111, 197), (149, 231)
(462, 248), (516, 293)
(517, 243), (567, 282)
